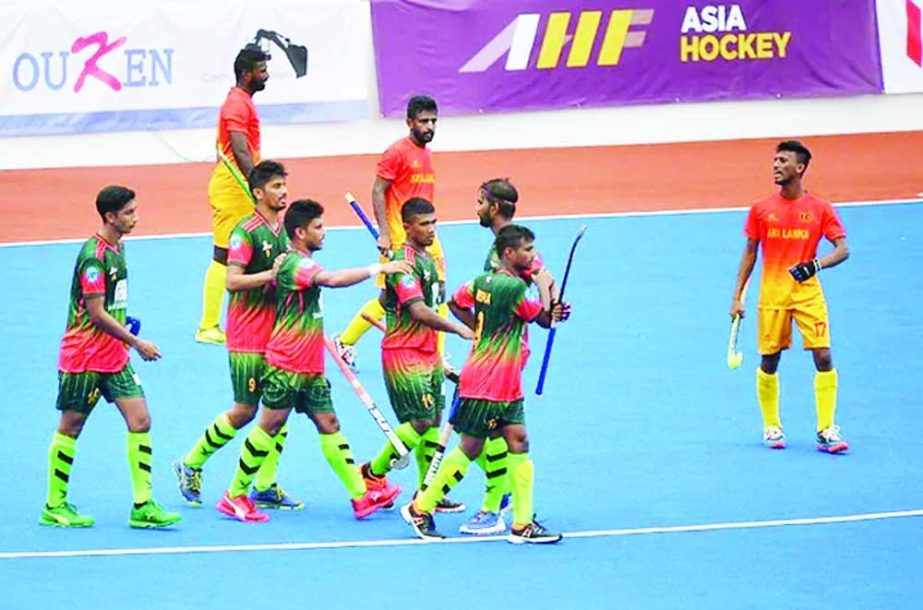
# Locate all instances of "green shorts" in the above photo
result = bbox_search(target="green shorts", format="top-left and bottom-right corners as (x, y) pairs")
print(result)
(450, 398), (525, 439)
(382, 350), (445, 423)
(56, 363), (144, 414)
(229, 351), (267, 405)
(261, 365), (334, 415)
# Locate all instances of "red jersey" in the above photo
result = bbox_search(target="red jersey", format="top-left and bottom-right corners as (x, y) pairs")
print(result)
(744, 192), (846, 308)
(212, 87), (261, 188)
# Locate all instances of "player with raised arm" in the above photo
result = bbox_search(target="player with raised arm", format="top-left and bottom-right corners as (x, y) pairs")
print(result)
(731, 140), (850, 452)
(402, 225), (566, 544)
(334, 96), (447, 370)
(217, 200), (410, 522)
(359, 198), (474, 505)
(41, 186), (181, 529)
(175, 161), (302, 509)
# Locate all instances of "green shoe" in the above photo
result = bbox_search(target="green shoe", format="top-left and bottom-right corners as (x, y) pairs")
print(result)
(129, 499), (182, 529)
(39, 503), (95, 528)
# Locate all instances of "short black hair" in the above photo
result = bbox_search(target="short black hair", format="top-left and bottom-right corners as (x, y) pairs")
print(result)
(495, 224), (535, 257)
(401, 197), (435, 223)
(480, 178), (518, 220)
(777, 140), (812, 169)
(407, 95), (437, 120)
(284, 199), (324, 239)
(96, 185), (136, 220)
(248, 160), (287, 194)
(234, 47), (268, 80)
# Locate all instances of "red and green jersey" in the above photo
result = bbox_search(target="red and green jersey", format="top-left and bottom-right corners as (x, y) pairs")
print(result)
(484, 243), (545, 368)
(382, 244), (440, 353)
(265, 250), (326, 374)
(58, 234), (130, 373)
(226, 212), (288, 353)
(744, 192), (846, 308)
(453, 270), (543, 401)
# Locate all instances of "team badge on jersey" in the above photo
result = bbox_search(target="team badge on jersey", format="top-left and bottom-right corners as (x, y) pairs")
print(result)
(401, 275), (416, 288)
(84, 267), (100, 283)
(229, 234), (243, 251)
(299, 257), (316, 270)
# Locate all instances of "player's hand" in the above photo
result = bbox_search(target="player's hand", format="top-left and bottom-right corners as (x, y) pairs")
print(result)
(532, 267), (554, 289)
(552, 301), (572, 322)
(789, 259), (821, 282)
(381, 260), (413, 275)
(133, 338), (161, 361)
(457, 325), (475, 340)
(730, 298), (745, 319)
(376, 234), (392, 256)
(270, 253), (286, 278)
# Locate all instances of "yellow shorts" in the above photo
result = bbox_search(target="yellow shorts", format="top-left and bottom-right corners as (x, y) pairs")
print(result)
(757, 299), (831, 354)
(208, 171), (254, 249)
(375, 233), (446, 288)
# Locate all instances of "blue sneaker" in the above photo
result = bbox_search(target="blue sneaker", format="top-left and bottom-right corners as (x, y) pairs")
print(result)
(499, 492), (512, 515)
(173, 459), (202, 506)
(249, 483), (304, 510)
(459, 510), (506, 535)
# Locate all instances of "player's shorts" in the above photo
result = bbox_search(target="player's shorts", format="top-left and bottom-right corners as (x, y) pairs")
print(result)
(450, 398), (525, 439)
(56, 363), (144, 414)
(208, 169), (254, 249)
(229, 351), (267, 406)
(382, 348), (445, 423)
(261, 365), (334, 415)
(757, 298), (831, 354)
(375, 232), (446, 289)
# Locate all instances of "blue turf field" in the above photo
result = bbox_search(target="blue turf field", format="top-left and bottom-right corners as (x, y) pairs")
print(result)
(1, 203), (922, 609)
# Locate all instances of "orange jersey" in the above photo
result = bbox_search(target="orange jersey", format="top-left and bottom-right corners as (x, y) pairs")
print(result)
(376, 136), (435, 244)
(744, 192), (846, 308)
(212, 87), (261, 188)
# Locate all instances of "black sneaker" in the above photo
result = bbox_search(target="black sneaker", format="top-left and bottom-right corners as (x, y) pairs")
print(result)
(508, 518), (562, 544)
(400, 503), (444, 540)
(434, 496), (466, 513)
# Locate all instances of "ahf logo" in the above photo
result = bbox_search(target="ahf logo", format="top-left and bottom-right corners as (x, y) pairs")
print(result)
(909, 0), (922, 67)
(459, 9), (654, 72)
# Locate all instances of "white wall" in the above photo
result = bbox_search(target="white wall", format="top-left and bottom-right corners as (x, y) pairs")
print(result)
(2, 0), (922, 170)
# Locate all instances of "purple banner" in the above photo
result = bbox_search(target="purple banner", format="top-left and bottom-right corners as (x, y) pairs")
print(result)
(371, 0), (883, 116)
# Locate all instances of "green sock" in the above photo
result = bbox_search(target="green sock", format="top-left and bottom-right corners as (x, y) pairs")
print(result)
(228, 426), (274, 497)
(253, 424), (288, 491)
(416, 446), (471, 513)
(370, 422), (422, 477)
(319, 432), (366, 499)
(508, 452), (534, 527)
(127, 431), (153, 506)
(415, 426), (441, 488)
(480, 436), (510, 513)
(184, 412), (238, 468)
(47, 432), (77, 507)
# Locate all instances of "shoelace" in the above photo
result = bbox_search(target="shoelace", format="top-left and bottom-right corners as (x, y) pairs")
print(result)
(189, 470), (202, 492)
(821, 425), (842, 442)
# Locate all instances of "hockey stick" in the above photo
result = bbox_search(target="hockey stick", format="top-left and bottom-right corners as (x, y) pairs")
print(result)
(323, 335), (410, 469)
(217, 148), (256, 204)
(344, 192), (381, 241)
(535, 225), (587, 395)
(727, 281), (749, 370)
(420, 392), (461, 491)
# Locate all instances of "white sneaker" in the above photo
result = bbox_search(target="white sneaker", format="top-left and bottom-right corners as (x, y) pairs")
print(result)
(333, 334), (358, 372)
(816, 425), (849, 454)
(762, 425), (786, 449)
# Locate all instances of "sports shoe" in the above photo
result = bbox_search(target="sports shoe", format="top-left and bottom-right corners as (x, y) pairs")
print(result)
(499, 492), (512, 515)
(129, 499), (182, 529)
(435, 496), (466, 513)
(249, 483), (304, 510)
(216, 492), (269, 523)
(459, 510), (506, 535)
(816, 425), (849, 454)
(361, 462), (395, 509)
(352, 483), (403, 519)
(173, 459), (202, 506)
(195, 326), (226, 345)
(400, 502), (445, 540)
(39, 503), (95, 528)
(762, 426), (786, 449)
(333, 334), (358, 372)
(508, 517), (562, 544)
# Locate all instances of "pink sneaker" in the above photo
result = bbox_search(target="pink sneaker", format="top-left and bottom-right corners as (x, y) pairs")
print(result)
(352, 483), (402, 519)
(216, 492), (270, 523)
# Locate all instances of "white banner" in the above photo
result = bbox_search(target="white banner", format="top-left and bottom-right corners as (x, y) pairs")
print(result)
(0, 0), (370, 136)
(877, 0), (923, 93)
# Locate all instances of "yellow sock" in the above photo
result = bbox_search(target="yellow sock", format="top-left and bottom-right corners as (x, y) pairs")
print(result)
(436, 302), (449, 357)
(199, 260), (227, 330)
(340, 298), (384, 345)
(756, 368), (781, 428)
(814, 369), (838, 431)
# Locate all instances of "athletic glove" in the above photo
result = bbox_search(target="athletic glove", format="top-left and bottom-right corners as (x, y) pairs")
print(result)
(788, 259), (821, 282)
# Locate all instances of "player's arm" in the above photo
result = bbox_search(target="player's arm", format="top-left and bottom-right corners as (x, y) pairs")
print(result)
(531, 268), (558, 329)
(448, 282), (476, 329)
(731, 238), (759, 317)
(406, 300), (474, 339)
(85, 297), (160, 361)
(314, 259), (412, 288)
(226, 254), (284, 292)
(228, 131), (255, 177)
(371, 176), (393, 253)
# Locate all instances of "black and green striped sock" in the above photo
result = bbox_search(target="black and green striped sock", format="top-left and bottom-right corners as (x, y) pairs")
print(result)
(46, 432), (76, 507)
(184, 413), (238, 469)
